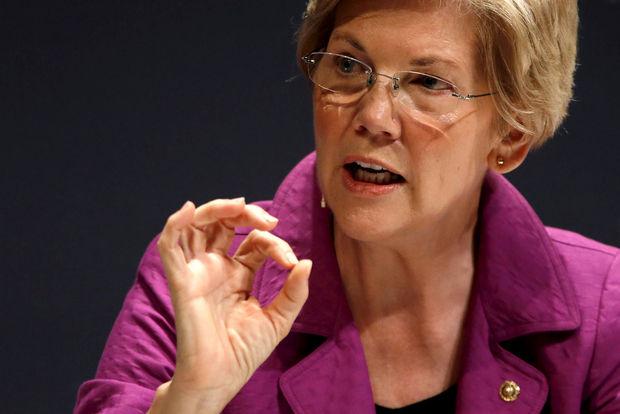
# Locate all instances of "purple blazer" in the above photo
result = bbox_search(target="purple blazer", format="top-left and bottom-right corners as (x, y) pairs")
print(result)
(75, 153), (620, 413)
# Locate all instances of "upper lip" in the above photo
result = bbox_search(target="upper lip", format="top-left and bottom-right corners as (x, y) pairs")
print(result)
(343, 155), (404, 177)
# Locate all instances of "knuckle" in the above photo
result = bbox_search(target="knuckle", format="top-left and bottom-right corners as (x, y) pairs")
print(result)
(196, 199), (218, 213)
(156, 237), (168, 251)
(212, 197), (239, 207)
(247, 229), (266, 240)
(277, 237), (291, 249)
(164, 215), (174, 227)
(246, 204), (265, 215)
(268, 234), (289, 250)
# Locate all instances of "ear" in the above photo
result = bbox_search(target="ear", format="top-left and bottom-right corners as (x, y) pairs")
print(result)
(487, 127), (532, 174)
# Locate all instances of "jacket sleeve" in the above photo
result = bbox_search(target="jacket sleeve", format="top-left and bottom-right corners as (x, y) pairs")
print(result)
(586, 250), (620, 413)
(74, 236), (176, 414)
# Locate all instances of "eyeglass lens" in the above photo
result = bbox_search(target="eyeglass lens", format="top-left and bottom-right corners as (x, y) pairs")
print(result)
(306, 52), (462, 116)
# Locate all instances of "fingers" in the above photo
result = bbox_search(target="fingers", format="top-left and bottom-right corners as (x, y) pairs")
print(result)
(193, 199), (279, 254)
(193, 197), (247, 228)
(179, 225), (206, 261)
(234, 229), (311, 342)
(233, 230), (299, 275)
(221, 204), (279, 230)
(158, 201), (197, 284)
(159, 198), (284, 290)
(265, 260), (312, 341)
(193, 199), (278, 230)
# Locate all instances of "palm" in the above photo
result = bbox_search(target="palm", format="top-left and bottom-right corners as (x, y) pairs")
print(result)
(174, 254), (277, 390)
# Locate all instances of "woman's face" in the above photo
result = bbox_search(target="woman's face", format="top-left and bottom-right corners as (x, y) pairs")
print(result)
(314, 0), (502, 245)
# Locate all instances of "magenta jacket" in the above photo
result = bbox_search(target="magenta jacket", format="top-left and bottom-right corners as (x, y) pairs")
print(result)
(75, 153), (620, 413)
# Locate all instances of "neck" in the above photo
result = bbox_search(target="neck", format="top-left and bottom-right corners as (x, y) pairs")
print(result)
(335, 204), (478, 327)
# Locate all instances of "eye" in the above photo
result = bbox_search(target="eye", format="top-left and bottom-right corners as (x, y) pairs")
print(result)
(404, 73), (454, 91)
(422, 76), (449, 90)
(333, 55), (365, 75)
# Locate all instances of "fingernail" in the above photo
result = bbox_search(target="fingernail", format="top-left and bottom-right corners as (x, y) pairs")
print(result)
(286, 251), (299, 265)
(264, 214), (278, 224)
(232, 197), (245, 204)
(182, 201), (192, 209)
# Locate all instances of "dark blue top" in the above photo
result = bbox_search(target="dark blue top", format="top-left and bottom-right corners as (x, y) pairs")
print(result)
(375, 385), (457, 413)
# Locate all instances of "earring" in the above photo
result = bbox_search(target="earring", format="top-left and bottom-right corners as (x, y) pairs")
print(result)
(320, 195), (326, 208)
(496, 156), (505, 167)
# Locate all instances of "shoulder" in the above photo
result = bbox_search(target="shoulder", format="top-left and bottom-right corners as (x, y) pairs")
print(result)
(546, 226), (618, 258)
(545, 227), (620, 409)
(545, 226), (619, 292)
(545, 226), (619, 309)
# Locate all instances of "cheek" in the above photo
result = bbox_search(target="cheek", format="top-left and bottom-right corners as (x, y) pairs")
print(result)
(313, 94), (354, 172)
(313, 95), (347, 193)
(402, 110), (494, 200)
(313, 96), (350, 145)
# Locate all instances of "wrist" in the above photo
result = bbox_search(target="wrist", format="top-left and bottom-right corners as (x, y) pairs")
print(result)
(149, 380), (232, 414)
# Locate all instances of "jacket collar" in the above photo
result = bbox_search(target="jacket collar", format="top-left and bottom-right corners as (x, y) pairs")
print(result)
(258, 152), (581, 412)
(454, 172), (580, 412)
(475, 167), (581, 340)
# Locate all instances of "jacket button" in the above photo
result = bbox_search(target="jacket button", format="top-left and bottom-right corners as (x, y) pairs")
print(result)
(499, 380), (520, 402)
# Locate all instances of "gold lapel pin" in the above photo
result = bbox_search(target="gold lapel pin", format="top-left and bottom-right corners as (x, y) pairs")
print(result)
(499, 380), (521, 402)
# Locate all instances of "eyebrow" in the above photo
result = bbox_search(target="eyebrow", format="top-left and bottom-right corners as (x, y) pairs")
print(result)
(329, 32), (464, 71)
(330, 33), (367, 53)
(408, 56), (462, 71)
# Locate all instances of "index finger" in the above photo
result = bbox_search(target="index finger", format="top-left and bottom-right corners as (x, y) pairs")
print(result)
(157, 201), (196, 281)
(194, 200), (279, 231)
(192, 197), (248, 229)
(199, 204), (281, 254)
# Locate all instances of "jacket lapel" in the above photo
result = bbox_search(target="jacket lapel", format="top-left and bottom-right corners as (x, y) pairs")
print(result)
(475, 172), (581, 341)
(456, 172), (581, 413)
(279, 303), (376, 414)
(456, 295), (550, 413)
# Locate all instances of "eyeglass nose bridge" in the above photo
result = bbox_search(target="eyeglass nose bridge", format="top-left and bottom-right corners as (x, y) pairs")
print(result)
(366, 72), (401, 96)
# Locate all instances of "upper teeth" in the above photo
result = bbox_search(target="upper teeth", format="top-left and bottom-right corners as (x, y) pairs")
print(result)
(356, 161), (385, 171)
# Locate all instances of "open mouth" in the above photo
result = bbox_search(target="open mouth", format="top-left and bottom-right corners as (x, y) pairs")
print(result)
(344, 161), (405, 185)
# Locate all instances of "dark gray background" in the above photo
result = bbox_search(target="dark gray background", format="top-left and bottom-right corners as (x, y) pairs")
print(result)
(2, 1), (618, 413)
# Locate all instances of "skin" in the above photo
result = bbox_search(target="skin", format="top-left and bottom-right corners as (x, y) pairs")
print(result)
(148, 199), (312, 414)
(149, 1), (532, 412)
(314, 0), (531, 407)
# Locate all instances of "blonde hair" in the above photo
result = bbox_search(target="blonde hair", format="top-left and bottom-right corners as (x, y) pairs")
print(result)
(296, 0), (579, 147)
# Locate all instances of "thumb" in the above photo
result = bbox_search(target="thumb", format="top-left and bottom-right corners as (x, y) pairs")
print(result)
(265, 259), (312, 341)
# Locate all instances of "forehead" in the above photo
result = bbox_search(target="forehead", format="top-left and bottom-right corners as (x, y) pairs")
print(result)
(332, 0), (479, 72)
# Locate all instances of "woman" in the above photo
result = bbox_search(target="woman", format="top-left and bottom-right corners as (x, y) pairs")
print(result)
(75, 0), (620, 413)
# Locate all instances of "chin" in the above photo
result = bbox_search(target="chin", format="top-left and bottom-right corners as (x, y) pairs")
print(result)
(331, 202), (406, 244)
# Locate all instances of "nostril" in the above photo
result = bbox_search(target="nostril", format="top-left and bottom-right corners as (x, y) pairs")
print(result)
(354, 123), (394, 140)
(355, 124), (368, 134)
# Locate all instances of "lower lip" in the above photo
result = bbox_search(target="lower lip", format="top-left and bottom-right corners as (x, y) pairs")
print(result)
(341, 168), (403, 196)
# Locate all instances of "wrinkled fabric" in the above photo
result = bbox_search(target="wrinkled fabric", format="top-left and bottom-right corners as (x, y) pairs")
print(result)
(74, 152), (620, 414)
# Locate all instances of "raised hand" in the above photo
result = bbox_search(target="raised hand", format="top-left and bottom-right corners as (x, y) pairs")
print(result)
(149, 198), (312, 414)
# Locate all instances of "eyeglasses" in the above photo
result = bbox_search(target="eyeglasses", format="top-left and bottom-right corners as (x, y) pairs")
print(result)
(302, 52), (493, 120)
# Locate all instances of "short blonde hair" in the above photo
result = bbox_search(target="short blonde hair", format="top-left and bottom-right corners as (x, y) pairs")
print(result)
(296, 0), (579, 147)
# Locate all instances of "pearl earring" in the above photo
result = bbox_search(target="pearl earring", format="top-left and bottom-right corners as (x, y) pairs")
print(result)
(320, 195), (326, 208)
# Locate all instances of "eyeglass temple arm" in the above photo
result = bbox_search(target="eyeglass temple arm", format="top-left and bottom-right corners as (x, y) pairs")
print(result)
(452, 92), (494, 101)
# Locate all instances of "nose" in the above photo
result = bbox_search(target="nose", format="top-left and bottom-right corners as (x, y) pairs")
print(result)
(353, 75), (402, 141)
